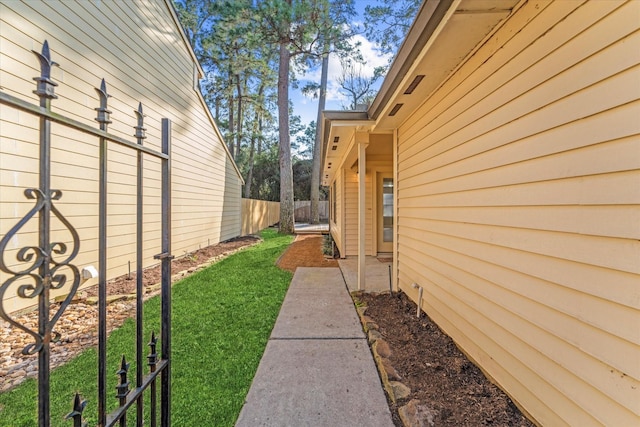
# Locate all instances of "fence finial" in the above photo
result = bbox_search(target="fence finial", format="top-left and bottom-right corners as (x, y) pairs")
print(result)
(134, 102), (146, 141)
(116, 355), (131, 403)
(32, 40), (58, 100)
(65, 393), (87, 427)
(148, 331), (158, 372)
(95, 78), (112, 125)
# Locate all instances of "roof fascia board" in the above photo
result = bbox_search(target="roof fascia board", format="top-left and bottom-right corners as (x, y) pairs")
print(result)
(368, 0), (456, 120)
(320, 110), (373, 176)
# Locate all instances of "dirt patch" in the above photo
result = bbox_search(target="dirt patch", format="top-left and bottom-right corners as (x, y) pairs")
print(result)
(355, 292), (535, 427)
(276, 234), (338, 272)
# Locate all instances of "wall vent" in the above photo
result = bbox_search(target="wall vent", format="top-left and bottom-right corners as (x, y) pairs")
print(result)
(404, 75), (425, 94)
(388, 103), (403, 116)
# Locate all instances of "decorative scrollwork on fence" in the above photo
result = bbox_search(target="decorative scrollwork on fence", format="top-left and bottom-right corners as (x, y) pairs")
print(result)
(0, 38), (172, 427)
(0, 191), (81, 356)
(0, 41), (81, 356)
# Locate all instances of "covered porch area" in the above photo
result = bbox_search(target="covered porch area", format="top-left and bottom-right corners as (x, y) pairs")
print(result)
(338, 256), (393, 293)
(320, 111), (397, 292)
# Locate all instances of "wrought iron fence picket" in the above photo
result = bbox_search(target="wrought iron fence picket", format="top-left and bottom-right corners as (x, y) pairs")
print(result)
(0, 40), (172, 427)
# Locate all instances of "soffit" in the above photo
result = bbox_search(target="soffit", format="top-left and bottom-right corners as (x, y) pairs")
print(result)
(321, 0), (521, 185)
(372, 0), (520, 131)
(321, 113), (373, 186)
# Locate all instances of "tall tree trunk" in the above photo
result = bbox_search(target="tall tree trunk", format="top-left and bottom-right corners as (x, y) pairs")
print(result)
(244, 133), (256, 198)
(310, 49), (329, 224)
(244, 129), (256, 198)
(214, 96), (220, 124)
(236, 74), (243, 160)
(278, 41), (295, 234)
(257, 111), (263, 156)
(244, 85), (264, 198)
(227, 74), (235, 159)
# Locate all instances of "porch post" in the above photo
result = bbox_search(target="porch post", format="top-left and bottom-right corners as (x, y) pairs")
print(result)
(392, 129), (399, 291)
(356, 132), (369, 291)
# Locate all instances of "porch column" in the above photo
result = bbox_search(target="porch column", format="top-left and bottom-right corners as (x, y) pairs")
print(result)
(392, 129), (399, 291)
(356, 132), (369, 290)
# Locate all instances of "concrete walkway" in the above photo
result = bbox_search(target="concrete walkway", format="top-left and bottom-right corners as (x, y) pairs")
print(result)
(294, 222), (329, 234)
(235, 267), (394, 427)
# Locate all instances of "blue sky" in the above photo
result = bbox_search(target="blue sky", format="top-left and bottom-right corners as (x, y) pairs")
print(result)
(290, 1), (393, 131)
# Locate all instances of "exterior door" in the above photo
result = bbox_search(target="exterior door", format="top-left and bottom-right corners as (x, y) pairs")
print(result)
(377, 173), (394, 253)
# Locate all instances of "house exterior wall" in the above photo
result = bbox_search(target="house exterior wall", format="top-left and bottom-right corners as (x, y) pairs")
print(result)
(0, 0), (243, 313)
(343, 168), (358, 256)
(396, 1), (639, 425)
(341, 159), (392, 257)
(329, 169), (344, 255)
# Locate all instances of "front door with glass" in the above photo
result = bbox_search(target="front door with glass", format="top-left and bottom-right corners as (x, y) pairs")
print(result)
(377, 173), (394, 254)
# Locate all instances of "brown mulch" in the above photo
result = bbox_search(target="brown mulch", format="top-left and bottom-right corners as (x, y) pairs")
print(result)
(84, 235), (260, 297)
(356, 292), (535, 427)
(276, 234), (338, 272)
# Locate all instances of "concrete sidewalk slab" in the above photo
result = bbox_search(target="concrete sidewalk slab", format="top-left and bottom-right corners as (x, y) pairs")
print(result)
(284, 267), (345, 291)
(236, 267), (393, 427)
(235, 339), (393, 427)
(338, 257), (392, 293)
(270, 268), (362, 339)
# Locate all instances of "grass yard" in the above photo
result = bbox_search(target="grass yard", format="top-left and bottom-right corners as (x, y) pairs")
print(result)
(0, 229), (293, 426)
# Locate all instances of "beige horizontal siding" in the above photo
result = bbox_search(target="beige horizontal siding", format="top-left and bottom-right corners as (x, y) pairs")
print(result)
(329, 171), (343, 255)
(344, 161), (392, 256)
(0, 0), (242, 313)
(344, 168), (358, 256)
(396, 1), (639, 425)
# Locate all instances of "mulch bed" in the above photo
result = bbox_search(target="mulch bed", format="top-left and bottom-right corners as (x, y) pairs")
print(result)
(356, 292), (535, 427)
(83, 235), (260, 297)
(276, 234), (338, 272)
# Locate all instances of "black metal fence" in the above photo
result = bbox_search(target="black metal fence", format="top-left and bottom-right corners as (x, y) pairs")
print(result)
(0, 41), (173, 426)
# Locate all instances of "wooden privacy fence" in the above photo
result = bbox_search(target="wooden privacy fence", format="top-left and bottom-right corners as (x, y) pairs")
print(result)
(242, 199), (280, 235)
(293, 201), (328, 223)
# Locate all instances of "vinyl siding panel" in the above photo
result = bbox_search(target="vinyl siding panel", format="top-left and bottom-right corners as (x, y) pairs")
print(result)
(396, 1), (640, 425)
(0, 0), (242, 313)
(344, 168), (358, 256)
(329, 170), (344, 255)
(343, 167), (375, 257)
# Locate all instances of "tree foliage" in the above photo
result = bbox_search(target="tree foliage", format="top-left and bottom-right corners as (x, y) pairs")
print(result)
(363, 0), (422, 59)
(173, 0), (368, 232)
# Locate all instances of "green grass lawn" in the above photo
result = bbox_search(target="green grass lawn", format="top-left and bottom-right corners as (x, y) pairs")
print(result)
(0, 229), (293, 426)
